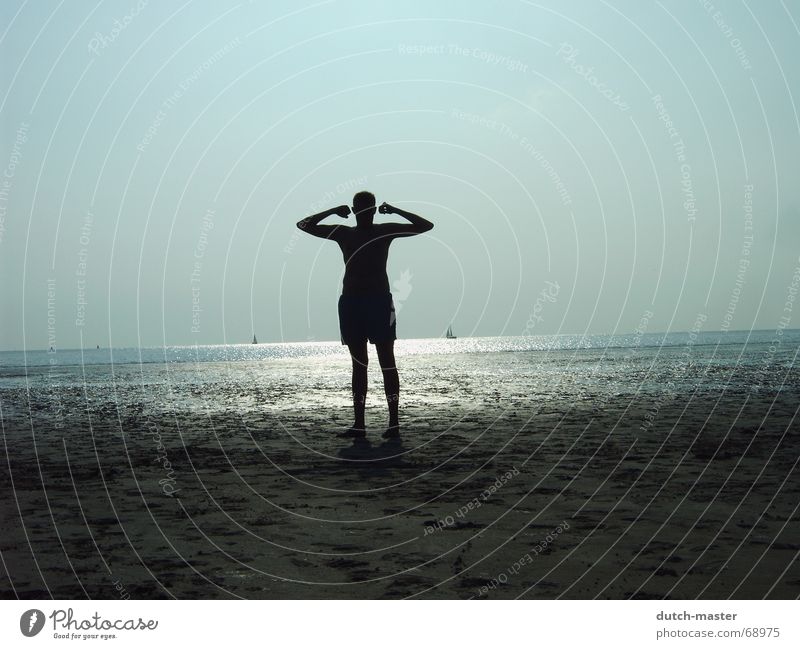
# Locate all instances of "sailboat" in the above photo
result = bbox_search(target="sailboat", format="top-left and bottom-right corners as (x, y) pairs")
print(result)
(252, 334), (258, 344)
(445, 324), (456, 339)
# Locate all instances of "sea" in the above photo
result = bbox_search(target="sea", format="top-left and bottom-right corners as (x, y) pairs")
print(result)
(1, 329), (798, 412)
(3, 329), (799, 370)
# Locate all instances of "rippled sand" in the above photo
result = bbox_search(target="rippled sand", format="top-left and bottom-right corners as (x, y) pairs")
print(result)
(1, 348), (798, 598)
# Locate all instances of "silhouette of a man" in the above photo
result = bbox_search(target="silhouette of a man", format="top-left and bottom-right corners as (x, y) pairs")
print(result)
(297, 191), (433, 438)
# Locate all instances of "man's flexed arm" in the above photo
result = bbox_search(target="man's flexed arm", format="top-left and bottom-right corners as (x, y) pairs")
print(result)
(379, 202), (434, 234)
(296, 204), (350, 238)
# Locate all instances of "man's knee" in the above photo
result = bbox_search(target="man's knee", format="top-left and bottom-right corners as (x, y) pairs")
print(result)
(378, 356), (396, 370)
(348, 344), (368, 368)
(375, 345), (395, 368)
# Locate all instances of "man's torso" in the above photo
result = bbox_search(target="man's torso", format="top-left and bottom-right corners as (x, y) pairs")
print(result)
(333, 224), (394, 295)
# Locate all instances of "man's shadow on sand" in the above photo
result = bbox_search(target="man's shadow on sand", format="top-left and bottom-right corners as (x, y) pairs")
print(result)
(336, 436), (410, 469)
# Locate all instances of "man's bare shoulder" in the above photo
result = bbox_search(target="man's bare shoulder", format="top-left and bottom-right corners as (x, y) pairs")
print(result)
(326, 223), (354, 240)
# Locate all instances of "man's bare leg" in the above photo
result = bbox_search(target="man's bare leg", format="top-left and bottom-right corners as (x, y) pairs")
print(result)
(342, 341), (368, 437)
(376, 341), (400, 438)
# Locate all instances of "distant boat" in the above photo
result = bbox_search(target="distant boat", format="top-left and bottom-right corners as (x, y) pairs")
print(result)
(252, 335), (258, 344)
(445, 324), (456, 339)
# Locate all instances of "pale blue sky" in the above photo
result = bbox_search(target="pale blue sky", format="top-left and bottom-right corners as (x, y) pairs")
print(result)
(1, 0), (799, 350)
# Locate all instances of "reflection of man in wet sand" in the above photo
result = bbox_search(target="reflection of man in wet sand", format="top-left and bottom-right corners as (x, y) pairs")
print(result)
(297, 191), (434, 439)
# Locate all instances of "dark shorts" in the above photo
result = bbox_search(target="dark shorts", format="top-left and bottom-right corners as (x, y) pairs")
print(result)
(338, 292), (397, 345)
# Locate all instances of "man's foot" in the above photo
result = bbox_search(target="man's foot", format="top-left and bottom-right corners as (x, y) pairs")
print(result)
(337, 427), (366, 439)
(382, 424), (400, 439)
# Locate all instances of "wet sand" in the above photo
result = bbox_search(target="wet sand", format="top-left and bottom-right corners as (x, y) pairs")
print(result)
(1, 355), (798, 599)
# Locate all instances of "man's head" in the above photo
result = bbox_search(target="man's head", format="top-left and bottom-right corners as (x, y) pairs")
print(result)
(352, 191), (376, 227)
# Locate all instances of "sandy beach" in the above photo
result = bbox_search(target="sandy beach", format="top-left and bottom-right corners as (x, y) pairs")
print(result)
(1, 343), (798, 599)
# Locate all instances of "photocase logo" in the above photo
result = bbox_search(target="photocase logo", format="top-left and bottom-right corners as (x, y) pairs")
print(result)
(391, 268), (413, 326)
(392, 269), (413, 310)
(20, 609), (45, 637)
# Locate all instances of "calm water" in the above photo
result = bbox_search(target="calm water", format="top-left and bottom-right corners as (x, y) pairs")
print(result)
(0, 331), (797, 429)
(3, 330), (799, 369)
(1, 331), (798, 406)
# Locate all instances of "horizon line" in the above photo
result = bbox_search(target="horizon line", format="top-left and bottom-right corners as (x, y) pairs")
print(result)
(2, 327), (797, 354)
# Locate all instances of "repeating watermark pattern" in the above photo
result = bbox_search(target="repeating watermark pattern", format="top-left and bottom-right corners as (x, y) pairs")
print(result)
(682, 311), (709, 366)
(698, 0), (753, 70)
(151, 422), (179, 496)
(522, 280), (560, 335)
(639, 380), (678, 433)
(452, 108), (572, 205)
(47, 279), (57, 353)
(44, 279), (66, 429)
(285, 176), (369, 255)
(3, 1), (798, 610)
(753, 254), (800, 383)
(308, 176), (368, 213)
(652, 94), (695, 222)
(190, 208), (215, 334)
(556, 43), (630, 111)
(87, 0), (149, 56)
(535, 304), (656, 440)
(111, 577), (131, 600)
(423, 467), (520, 536)
(75, 210), (93, 328)
(638, 310), (707, 432)
(398, 43), (527, 72)
(720, 184), (754, 331)
(476, 520), (570, 596)
(632, 308), (654, 348)
(630, 308), (658, 435)
(284, 225), (303, 257)
(137, 37), (242, 153)
(777, 259), (800, 335)
(0, 121), (29, 245)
